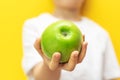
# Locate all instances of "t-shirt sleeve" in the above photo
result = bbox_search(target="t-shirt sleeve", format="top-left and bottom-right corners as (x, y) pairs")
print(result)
(103, 33), (120, 79)
(22, 20), (42, 76)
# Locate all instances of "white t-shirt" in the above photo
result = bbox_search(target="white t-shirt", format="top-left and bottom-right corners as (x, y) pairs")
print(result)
(22, 13), (120, 80)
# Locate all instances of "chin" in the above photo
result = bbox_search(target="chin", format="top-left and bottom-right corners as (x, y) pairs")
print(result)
(66, 6), (78, 10)
(63, 5), (79, 10)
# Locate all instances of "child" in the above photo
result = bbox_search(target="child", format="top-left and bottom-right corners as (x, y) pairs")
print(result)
(22, 0), (120, 80)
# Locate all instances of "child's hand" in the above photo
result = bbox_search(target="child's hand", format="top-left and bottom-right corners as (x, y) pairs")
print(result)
(34, 35), (88, 71)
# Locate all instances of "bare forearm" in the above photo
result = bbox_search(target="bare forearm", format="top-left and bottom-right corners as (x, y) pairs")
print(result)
(33, 62), (61, 80)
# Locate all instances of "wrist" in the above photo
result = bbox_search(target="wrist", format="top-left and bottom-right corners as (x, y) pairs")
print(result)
(33, 61), (61, 80)
(42, 61), (61, 72)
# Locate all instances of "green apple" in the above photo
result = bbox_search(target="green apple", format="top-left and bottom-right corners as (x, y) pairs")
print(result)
(41, 20), (83, 63)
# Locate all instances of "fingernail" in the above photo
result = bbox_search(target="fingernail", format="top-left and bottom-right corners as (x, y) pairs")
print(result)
(74, 51), (79, 57)
(55, 53), (60, 58)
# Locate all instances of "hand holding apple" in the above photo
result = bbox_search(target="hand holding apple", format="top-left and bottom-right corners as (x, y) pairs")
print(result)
(34, 36), (87, 71)
(34, 20), (88, 71)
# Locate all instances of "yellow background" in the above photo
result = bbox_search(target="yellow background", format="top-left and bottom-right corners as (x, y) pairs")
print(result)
(0, 0), (120, 80)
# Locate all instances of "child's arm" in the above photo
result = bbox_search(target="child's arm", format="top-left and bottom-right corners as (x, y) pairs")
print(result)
(31, 38), (88, 80)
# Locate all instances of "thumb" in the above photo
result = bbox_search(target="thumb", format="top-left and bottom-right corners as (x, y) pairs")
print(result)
(34, 38), (44, 58)
(49, 52), (61, 71)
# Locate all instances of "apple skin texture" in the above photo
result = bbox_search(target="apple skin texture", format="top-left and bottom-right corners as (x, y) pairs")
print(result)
(41, 20), (83, 63)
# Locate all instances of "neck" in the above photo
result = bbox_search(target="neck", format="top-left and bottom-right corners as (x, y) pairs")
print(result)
(53, 7), (82, 21)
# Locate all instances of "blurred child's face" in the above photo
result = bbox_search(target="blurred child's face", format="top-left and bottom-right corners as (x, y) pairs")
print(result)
(54, 0), (85, 10)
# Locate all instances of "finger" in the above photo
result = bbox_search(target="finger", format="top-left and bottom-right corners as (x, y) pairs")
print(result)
(83, 35), (85, 41)
(34, 38), (44, 57)
(78, 42), (88, 63)
(62, 51), (79, 71)
(49, 52), (61, 71)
